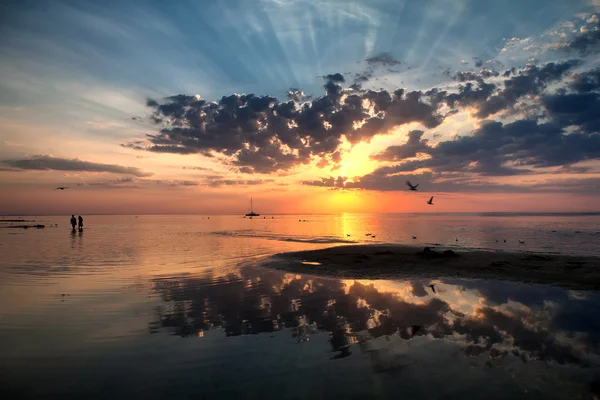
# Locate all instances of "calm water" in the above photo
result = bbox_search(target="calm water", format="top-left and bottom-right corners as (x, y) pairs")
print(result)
(1, 214), (600, 399)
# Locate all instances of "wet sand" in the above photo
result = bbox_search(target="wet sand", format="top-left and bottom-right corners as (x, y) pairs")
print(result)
(261, 245), (600, 290)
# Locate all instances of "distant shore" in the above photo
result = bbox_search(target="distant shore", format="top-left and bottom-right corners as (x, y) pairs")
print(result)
(260, 244), (600, 290)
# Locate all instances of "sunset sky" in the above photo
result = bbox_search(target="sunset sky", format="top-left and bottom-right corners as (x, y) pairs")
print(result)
(1, 0), (599, 215)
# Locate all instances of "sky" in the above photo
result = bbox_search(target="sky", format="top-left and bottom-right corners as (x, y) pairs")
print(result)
(0, 0), (599, 215)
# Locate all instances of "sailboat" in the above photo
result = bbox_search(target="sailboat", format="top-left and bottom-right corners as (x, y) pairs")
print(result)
(245, 198), (260, 217)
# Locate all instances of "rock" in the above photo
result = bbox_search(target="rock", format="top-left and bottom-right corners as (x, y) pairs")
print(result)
(443, 250), (458, 257)
(421, 247), (440, 257)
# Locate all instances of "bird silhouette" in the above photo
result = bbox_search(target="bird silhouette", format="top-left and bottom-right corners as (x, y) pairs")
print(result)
(346, 234), (351, 237)
(429, 284), (436, 294)
(412, 236), (417, 239)
(427, 196), (434, 205)
(519, 240), (525, 244)
(54, 187), (68, 190)
(406, 181), (419, 191)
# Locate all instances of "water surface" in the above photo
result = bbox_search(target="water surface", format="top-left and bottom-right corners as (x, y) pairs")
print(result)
(1, 214), (599, 399)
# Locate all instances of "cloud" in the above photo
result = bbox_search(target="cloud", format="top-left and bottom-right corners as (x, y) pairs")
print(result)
(365, 115), (600, 181)
(371, 130), (430, 161)
(569, 68), (600, 93)
(205, 178), (275, 187)
(182, 166), (214, 171)
(126, 82), (443, 174)
(122, 26), (599, 183)
(365, 52), (403, 67)
(302, 176), (347, 188)
(324, 73), (345, 83)
(2, 155), (153, 177)
(336, 169), (600, 194)
(76, 177), (198, 189)
(557, 17), (600, 53)
(476, 60), (581, 118)
(149, 264), (595, 367)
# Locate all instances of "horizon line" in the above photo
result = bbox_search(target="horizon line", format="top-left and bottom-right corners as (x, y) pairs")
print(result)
(3, 211), (600, 217)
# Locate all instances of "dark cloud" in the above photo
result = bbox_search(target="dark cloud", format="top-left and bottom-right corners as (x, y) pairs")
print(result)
(128, 79), (442, 174)
(569, 68), (600, 93)
(362, 116), (600, 184)
(153, 179), (198, 187)
(2, 155), (153, 177)
(127, 55), (600, 183)
(324, 73), (345, 83)
(182, 166), (213, 171)
(75, 177), (198, 189)
(76, 177), (141, 190)
(371, 130), (430, 161)
(336, 169), (600, 194)
(454, 71), (480, 82)
(542, 92), (600, 134)
(443, 79), (496, 109)
(476, 60), (581, 118)
(480, 69), (500, 79)
(558, 19), (600, 54)
(365, 52), (402, 67)
(206, 178), (274, 187)
(302, 176), (347, 188)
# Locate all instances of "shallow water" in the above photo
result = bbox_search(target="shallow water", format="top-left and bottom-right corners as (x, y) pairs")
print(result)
(1, 214), (600, 399)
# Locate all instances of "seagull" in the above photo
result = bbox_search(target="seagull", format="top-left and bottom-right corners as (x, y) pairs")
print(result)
(427, 196), (434, 205)
(429, 284), (436, 294)
(406, 181), (419, 191)
(54, 187), (68, 190)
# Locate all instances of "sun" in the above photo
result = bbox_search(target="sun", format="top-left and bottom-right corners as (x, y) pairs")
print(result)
(327, 190), (363, 212)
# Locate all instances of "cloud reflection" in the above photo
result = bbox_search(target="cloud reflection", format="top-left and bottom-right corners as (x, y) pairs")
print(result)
(150, 265), (600, 369)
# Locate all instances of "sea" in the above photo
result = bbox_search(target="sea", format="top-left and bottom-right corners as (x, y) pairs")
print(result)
(1, 213), (600, 399)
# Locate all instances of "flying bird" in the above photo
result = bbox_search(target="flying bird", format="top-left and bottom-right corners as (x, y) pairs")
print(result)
(54, 187), (68, 190)
(412, 236), (417, 239)
(406, 181), (419, 191)
(519, 240), (526, 244)
(427, 196), (434, 205)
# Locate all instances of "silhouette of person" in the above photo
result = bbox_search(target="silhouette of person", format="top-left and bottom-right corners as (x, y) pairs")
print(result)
(77, 215), (83, 231)
(70, 215), (76, 231)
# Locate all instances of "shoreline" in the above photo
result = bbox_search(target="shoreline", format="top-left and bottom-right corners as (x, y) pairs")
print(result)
(259, 244), (600, 291)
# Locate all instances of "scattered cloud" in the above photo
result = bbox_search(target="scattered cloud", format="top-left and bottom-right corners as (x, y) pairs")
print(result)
(206, 178), (275, 187)
(124, 77), (443, 174)
(2, 155), (153, 177)
(365, 52), (403, 67)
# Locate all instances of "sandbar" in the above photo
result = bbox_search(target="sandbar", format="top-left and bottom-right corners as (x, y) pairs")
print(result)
(260, 244), (600, 290)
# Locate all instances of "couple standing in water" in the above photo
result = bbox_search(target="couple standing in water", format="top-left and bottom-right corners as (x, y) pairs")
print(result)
(70, 215), (83, 232)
